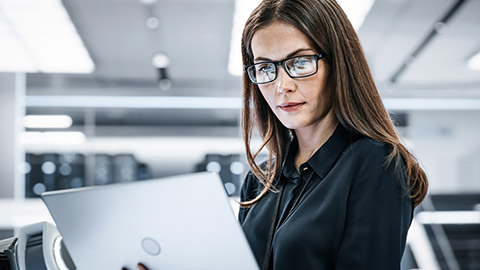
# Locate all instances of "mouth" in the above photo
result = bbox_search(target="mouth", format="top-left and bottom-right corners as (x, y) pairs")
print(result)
(278, 102), (306, 112)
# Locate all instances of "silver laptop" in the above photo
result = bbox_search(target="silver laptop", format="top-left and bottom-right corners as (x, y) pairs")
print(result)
(41, 172), (259, 270)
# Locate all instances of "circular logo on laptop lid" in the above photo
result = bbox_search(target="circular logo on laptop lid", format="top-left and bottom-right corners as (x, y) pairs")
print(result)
(141, 237), (161, 256)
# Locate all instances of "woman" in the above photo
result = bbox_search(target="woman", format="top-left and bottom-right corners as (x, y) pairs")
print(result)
(238, 0), (428, 269)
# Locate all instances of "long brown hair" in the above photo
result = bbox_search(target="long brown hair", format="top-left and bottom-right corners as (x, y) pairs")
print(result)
(240, 0), (428, 207)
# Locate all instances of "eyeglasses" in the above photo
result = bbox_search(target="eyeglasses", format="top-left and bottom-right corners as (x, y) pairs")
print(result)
(245, 54), (324, 84)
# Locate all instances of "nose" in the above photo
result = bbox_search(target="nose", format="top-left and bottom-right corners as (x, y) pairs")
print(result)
(275, 66), (296, 95)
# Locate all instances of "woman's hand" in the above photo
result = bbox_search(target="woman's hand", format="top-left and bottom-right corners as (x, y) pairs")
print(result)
(121, 263), (149, 270)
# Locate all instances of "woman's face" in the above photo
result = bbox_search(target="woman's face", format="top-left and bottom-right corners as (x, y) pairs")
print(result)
(251, 21), (333, 132)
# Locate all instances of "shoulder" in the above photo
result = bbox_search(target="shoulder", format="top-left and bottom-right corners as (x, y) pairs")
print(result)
(348, 136), (394, 168)
(343, 134), (403, 178)
(348, 136), (407, 189)
(238, 169), (265, 224)
(240, 158), (272, 201)
(351, 135), (391, 155)
(240, 170), (264, 202)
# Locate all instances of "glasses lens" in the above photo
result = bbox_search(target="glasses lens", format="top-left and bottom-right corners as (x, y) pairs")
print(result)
(247, 63), (276, 84)
(285, 56), (317, 77)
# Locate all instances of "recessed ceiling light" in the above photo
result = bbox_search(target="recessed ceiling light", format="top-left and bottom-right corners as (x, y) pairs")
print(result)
(138, 0), (157, 5)
(146, 16), (159, 29)
(152, 52), (170, 68)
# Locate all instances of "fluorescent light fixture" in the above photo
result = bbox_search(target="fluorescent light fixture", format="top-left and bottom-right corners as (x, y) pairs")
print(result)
(228, 0), (375, 76)
(415, 211), (480, 225)
(23, 115), (73, 129)
(467, 50), (480, 71)
(0, 0), (94, 73)
(19, 131), (86, 145)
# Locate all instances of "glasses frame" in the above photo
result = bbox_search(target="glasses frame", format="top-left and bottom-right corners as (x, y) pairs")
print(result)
(245, 53), (325, 84)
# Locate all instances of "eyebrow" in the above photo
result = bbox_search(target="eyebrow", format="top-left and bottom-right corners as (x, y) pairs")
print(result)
(254, 48), (314, 62)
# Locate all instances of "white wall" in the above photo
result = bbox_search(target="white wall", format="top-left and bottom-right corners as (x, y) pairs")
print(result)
(0, 73), (25, 199)
(408, 110), (480, 193)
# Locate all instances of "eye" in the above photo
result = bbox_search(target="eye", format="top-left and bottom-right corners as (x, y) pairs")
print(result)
(256, 63), (275, 74)
(292, 58), (312, 69)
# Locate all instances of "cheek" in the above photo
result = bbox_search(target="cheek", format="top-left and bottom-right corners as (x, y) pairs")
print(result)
(258, 87), (275, 108)
(311, 76), (331, 103)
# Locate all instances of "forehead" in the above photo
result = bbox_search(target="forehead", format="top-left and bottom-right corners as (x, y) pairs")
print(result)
(251, 21), (314, 60)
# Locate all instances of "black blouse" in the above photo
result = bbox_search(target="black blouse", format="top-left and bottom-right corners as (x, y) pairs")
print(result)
(238, 124), (413, 270)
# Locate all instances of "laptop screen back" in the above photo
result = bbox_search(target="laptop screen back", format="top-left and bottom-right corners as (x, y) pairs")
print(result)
(41, 172), (259, 270)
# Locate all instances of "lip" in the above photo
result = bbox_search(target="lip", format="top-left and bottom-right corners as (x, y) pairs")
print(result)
(278, 102), (306, 112)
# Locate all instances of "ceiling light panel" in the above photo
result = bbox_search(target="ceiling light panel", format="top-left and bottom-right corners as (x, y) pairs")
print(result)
(0, 0), (94, 73)
(0, 19), (37, 72)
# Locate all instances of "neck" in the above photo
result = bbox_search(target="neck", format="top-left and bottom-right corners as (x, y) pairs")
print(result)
(294, 109), (338, 170)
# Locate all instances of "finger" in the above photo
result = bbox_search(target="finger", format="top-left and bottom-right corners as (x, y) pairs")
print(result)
(138, 263), (148, 270)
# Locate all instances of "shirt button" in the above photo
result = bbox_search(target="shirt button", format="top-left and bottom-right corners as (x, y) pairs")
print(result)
(302, 166), (309, 172)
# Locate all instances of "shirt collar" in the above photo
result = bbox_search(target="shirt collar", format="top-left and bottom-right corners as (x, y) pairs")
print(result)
(282, 139), (299, 180)
(282, 123), (356, 180)
(307, 123), (354, 179)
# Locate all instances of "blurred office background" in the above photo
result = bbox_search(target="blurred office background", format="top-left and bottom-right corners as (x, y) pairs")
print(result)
(0, 0), (479, 269)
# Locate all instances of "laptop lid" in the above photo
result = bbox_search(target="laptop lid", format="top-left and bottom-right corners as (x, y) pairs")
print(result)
(41, 172), (259, 270)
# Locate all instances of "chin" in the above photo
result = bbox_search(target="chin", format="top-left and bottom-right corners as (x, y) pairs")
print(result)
(275, 113), (310, 130)
(279, 121), (303, 130)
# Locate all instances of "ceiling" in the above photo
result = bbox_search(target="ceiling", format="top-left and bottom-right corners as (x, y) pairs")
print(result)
(24, 0), (480, 133)
(360, 0), (480, 97)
